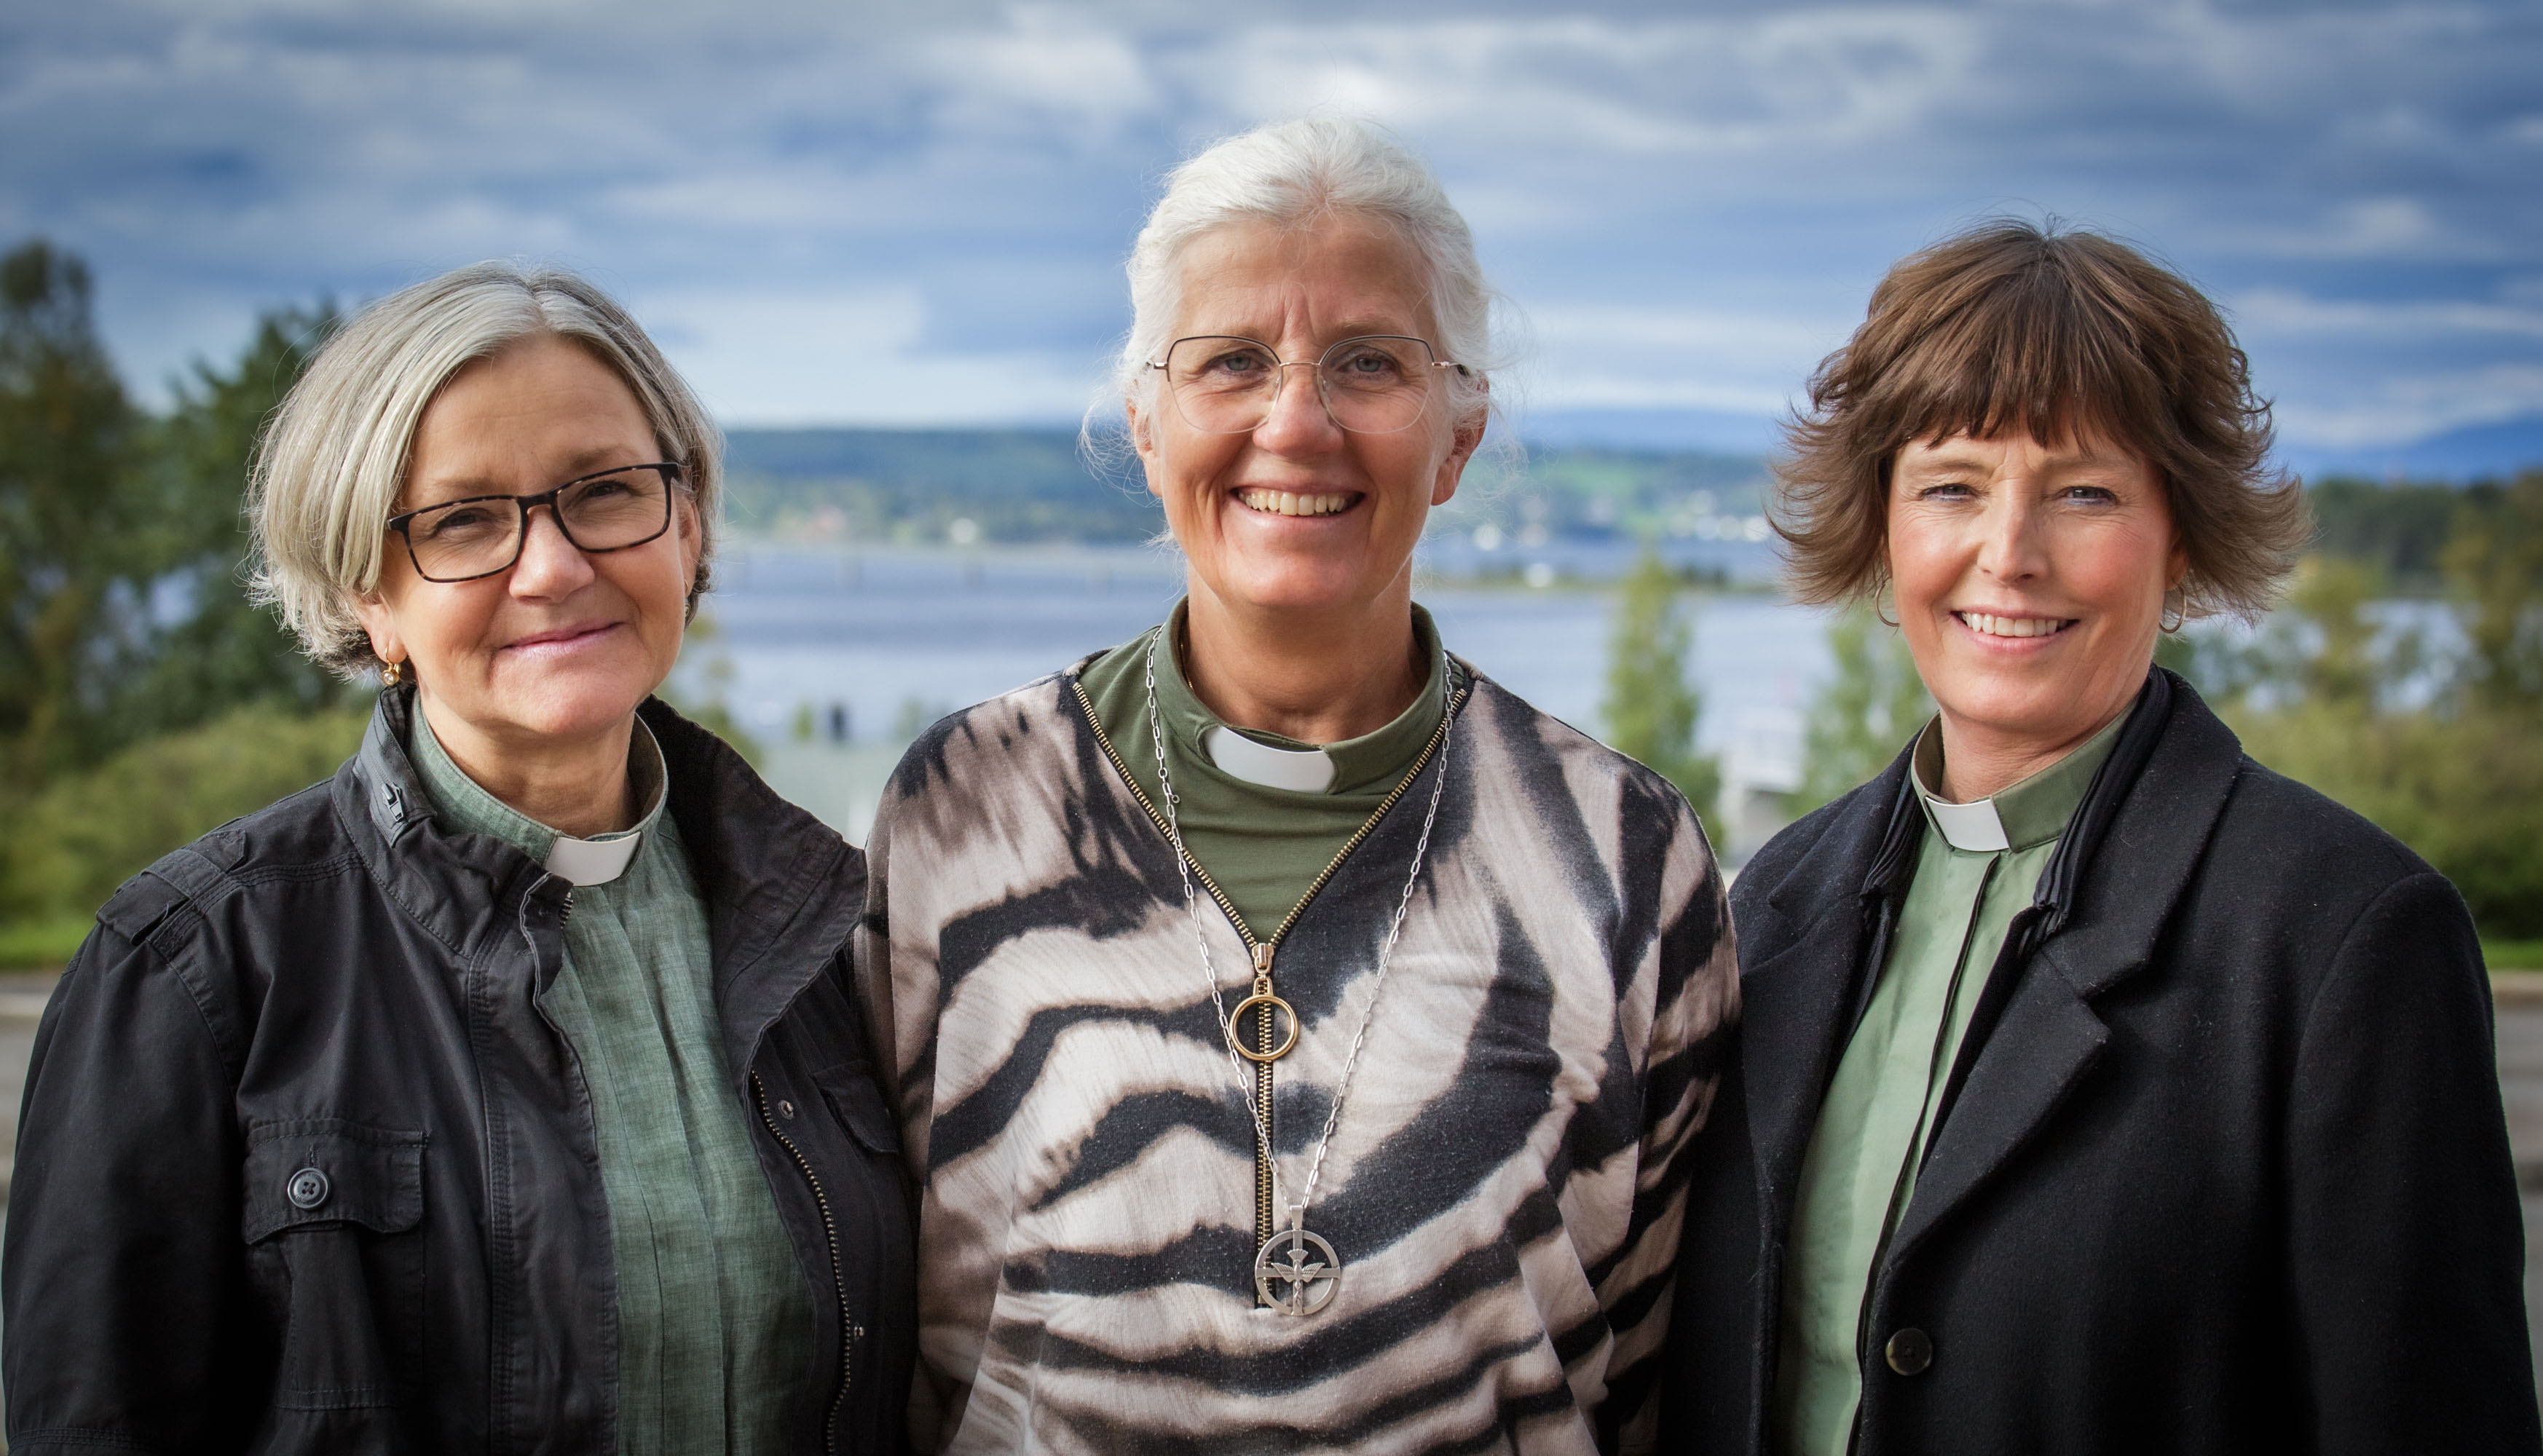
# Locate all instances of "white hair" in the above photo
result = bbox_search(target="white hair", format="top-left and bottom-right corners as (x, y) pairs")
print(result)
(1105, 116), (1507, 434)
(248, 261), (721, 677)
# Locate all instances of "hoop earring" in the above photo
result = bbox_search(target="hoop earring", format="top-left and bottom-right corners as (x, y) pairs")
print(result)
(381, 659), (404, 687)
(2160, 589), (2187, 634)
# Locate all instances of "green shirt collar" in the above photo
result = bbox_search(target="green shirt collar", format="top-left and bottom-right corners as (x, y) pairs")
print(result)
(410, 709), (669, 885)
(1910, 705), (2127, 853)
(1151, 598), (1449, 799)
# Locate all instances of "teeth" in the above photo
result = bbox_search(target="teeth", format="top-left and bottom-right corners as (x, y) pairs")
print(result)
(1961, 612), (2068, 638)
(1239, 488), (1351, 517)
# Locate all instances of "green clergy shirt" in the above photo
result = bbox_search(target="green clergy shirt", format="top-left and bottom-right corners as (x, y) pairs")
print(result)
(1076, 599), (1453, 941)
(1774, 710), (2126, 1456)
(410, 713), (813, 1456)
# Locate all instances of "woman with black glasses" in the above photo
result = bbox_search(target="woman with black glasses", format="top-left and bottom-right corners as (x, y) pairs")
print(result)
(4, 261), (914, 1455)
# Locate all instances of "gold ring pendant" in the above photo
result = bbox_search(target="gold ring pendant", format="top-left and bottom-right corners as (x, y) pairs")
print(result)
(1228, 993), (1300, 1062)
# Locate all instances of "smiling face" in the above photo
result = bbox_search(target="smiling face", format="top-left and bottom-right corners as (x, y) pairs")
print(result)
(352, 333), (698, 756)
(1128, 215), (1483, 626)
(1886, 429), (2185, 791)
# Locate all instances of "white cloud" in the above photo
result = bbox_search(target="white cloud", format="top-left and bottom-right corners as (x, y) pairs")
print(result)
(920, 4), (1160, 134)
(635, 285), (1104, 425)
(2271, 364), (2543, 448)
(1164, 11), (1984, 155)
(2232, 288), (2543, 340)
(7, 0), (2539, 453)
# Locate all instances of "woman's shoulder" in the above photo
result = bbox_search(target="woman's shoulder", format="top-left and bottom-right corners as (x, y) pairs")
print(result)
(2205, 751), (2438, 901)
(98, 771), (363, 933)
(1456, 670), (1686, 807)
(869, 669), (1093, 834)
(71, 769), (365, 1033)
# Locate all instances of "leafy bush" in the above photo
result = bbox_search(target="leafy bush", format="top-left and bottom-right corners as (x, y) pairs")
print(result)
(0, 703), (366, 928)
(2231, 703), (2543, 937)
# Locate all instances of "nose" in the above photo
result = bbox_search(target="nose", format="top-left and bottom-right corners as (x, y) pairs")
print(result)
(1974, 483), (2048, 584)
(1250, 360), (1346, 454)
(508, 502), (596, 599)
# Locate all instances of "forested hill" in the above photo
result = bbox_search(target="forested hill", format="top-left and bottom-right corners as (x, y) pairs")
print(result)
(718, 426), (1775, 545)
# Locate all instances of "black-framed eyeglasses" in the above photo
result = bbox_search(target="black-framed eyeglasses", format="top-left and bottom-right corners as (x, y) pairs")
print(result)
(1144, 335), (1465, 435)
(385, 462), (683, 583)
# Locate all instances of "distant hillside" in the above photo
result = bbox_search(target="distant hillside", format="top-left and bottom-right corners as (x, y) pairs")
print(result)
(719, 426), (1775, 547)
(721, 427), (1155, 543)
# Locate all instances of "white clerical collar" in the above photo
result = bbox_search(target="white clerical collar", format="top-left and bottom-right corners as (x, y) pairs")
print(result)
(544, 721), (669, 885)
(1911, 719), (2011, 852)
(526, 713), (669, 885)
(543, 832), (644, 886)
(1203, 724), (1338, 793)
(1920, 794), (2011, 852)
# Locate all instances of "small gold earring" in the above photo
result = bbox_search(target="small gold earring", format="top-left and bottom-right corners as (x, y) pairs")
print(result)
(382, 659), (404, 687)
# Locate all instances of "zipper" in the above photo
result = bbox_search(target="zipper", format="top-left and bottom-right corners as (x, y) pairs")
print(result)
(753, 1070), (851, 1455)
(1070, 669), (1470, 1262)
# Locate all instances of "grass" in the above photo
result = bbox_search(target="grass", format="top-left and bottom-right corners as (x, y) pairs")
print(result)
(0, 916), (92, 972)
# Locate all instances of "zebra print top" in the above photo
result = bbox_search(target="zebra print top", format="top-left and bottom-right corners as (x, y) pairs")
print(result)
(857, 655), (1738, 1454)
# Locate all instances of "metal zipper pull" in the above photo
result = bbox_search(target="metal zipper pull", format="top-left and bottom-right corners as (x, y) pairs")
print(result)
(1251, 941), (1275, 994)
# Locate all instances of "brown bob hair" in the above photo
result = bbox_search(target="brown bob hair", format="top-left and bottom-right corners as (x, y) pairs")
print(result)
(1773, 218), (2310, 620)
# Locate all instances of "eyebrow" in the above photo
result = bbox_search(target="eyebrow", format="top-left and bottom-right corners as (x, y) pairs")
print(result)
(1182, 319), (1425, 349)
(1901, 443), (2139, 476)
(404, 449), (650, 502)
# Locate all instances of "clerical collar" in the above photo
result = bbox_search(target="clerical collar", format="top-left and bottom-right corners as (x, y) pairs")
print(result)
(1909, 711), (2126, 854)
(408, 711), (669, 887)
(1202, 724), (1337, 792)
(1155, 598), (1451, 796)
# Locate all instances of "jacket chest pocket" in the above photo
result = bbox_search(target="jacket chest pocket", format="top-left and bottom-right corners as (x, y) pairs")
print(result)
(241, 1120), (429, 1411)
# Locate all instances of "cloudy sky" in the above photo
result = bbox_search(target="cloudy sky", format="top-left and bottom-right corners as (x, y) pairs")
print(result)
(7, 0), (2539, 474)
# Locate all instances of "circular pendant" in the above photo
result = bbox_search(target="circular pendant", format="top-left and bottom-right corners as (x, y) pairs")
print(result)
(1254, 1226), (1341, 1315)
(1227, 992), (1300, 1062)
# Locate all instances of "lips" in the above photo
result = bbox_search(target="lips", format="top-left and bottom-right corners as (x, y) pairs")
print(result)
(505, 622), (618, 652)
(1237, 488), (1358, 518)
(1956, 611), (2075, 639)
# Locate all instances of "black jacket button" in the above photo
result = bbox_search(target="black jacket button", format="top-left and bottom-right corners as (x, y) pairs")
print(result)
(286, 1167), (331, 1211)
(1885, 1327), (1933, 1376)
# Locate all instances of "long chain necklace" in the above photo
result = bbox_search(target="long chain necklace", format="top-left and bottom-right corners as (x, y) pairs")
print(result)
(1143, 625), (1455, 1317)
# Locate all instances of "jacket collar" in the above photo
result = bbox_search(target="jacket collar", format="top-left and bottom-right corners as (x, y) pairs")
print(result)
(1888, 671), (2246, 1265)
(642, 695), (864, 1082)
(337, 687), (860, 1083)
(1740, 742), (1920, 1222)
(1740, 670), (2245, 1240)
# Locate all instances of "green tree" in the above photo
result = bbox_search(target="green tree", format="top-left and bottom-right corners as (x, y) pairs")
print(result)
(2225, 472), (2543, 939)
(124, 304), (350, 732)
(2444, 472), (2543, 713)
(1601, 546), (1720, 820)
(0, 240), (143, 783)
(1791, 604), (1933, 815)
(0, 703), (367, 927)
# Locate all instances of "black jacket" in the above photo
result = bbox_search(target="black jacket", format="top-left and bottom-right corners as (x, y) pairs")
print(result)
(1660, 670), (2539, 1455)
(4, 690), (916, 1456)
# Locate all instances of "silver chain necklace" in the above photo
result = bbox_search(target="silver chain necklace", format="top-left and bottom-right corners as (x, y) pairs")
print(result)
(1143, 624), (1454, 1317)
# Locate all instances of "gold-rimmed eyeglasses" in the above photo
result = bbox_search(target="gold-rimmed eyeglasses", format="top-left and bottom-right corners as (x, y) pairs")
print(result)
(1146, 335), (1464, 436)
(385, 462), (682, 583)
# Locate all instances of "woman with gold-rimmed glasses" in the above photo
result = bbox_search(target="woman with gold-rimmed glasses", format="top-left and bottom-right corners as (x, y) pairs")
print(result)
(4, 261), (916, 1454)
(859, 116), (1739, 1455)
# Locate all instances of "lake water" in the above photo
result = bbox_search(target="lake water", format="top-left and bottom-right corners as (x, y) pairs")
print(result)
(677, 539), (1834, 850)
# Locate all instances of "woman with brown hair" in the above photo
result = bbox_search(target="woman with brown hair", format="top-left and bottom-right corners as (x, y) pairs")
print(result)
(1659, 220), (2539, 1455)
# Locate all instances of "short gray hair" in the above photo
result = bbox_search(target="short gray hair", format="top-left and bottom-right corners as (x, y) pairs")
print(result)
(1111, 116), (1505, 427)
(249, 261), (720, 677)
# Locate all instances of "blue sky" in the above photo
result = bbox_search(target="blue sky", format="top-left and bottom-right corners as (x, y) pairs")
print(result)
(6, 1), (2540, 475)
